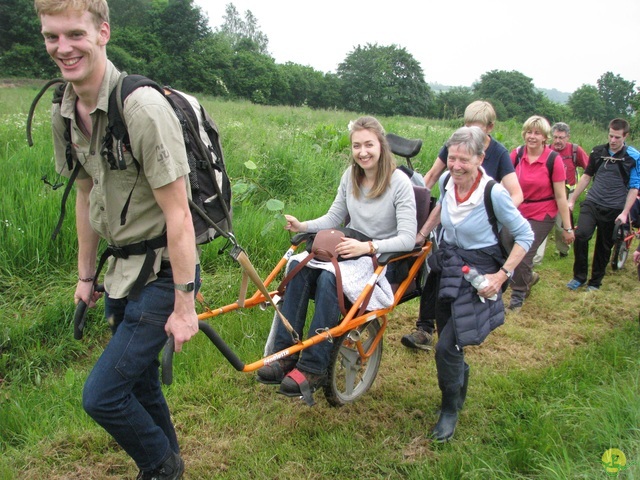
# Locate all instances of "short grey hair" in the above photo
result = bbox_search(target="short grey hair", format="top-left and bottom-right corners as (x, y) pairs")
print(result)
(445, 126), (485, 157)
(551, 122), (570, 135)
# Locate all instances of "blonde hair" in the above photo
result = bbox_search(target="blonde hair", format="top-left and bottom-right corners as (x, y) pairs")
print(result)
(348, 116), (396, 199)
(34, 0), (109, 27)
(464, 100), (496, 127)
(521, 115), (551, 140)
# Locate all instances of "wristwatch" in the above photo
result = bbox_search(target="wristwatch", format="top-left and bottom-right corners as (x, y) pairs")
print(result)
(174, 281), (195, 292)
(500, 266), (513, 279)
(372, 241), (379, 254)
(563, 227), (574, 233)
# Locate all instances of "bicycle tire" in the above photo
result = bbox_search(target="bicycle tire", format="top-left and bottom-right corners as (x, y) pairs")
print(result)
(323, 318), (383, 407)
(611, 239), (628, 271)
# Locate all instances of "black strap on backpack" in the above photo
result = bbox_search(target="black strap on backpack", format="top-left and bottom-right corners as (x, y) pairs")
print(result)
(592, 145), (630, 185)
(27, 78), (65, 148)
(483, 180), (509, 259)
(514, 147), (559, 203)
(92, 233), (168, 301)
(27, 79), (85, 240)
(103, 74), (164, 228)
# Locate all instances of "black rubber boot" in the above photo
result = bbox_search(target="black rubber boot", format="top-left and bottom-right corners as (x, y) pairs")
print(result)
(431, 388), (461, 443)
(457, 364), (470, 411)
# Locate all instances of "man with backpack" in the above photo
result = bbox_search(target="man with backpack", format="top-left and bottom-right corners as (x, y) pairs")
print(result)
(36, 1), (197, 478)
(533, 122), (589, 263)
(567, 118), (640, 292)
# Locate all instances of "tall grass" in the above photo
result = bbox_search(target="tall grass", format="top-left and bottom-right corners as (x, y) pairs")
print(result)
(1, 83), (639, 479)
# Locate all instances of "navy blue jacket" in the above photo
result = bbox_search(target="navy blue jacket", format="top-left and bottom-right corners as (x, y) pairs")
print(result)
(428, 242), (505, 347)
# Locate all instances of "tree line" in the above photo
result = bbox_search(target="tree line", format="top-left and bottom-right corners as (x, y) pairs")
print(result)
(1, 0), (637, 130)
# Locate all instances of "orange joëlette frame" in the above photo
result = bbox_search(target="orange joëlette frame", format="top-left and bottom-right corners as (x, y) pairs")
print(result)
(192, 241), (432, 375)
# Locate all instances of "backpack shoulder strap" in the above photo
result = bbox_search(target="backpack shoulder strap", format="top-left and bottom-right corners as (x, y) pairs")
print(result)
(443, 172), (451, 189)
(484, 179), (509, 258)
(546, 151), (559, 185)
(514, 146), (524, 167)
(484, 179), (498, 238)
(104, 73), (164, 170)
(108, 73), (164, 135)
(572, 143), (578, 166)
(514, 147), (556, 186)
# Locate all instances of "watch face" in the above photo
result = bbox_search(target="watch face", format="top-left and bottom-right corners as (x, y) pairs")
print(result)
(175, 282), (195, 292)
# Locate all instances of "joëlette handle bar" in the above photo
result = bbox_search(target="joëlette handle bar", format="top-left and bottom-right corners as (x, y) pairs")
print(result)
(612, 219), (624, 243)
(162, 321), (245, 385)
(74, 284), (105, 340)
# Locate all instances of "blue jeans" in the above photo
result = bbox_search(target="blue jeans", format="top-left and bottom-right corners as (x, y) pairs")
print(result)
(272, 261), (341, 375)
(82, 263), (200, 471)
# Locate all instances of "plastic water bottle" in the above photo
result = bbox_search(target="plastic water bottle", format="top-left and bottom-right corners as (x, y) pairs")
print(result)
(462, 265), (497, 302)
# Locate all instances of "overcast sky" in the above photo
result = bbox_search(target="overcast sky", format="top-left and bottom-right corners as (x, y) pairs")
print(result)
(195, 0), (639, 94)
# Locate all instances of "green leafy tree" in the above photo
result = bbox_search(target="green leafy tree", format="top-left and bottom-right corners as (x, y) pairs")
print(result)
(223, 51), (284, 104)
(597, 71), (636, 119)
(568, 85), (607, 125)
(151, 0), (210, 53)
(535, 95), (571, 125)
(148, 0), (212, 88)
(218, 3), (269, 55)
(108, 0), (154, 28)
(272, 63), (341, 109)
(274, 62), (313, 107)
(307, 73), (343, 110)
(109, 26), (162, 76)
(0, 0), (57, 77)
(337, 43), (431, 117)
(430, 86), (475, 119)
(473, 70), (543, 121)
(180, 35), (233, 95)
(1, 0), (37, 52)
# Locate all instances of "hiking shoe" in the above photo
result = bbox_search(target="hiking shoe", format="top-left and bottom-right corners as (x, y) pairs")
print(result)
(401, 328), (434, 351)
(278, 368), (326, 397)
(256, 357), (297, 385)
(507, 303), (522, 315)
(525, 272), (540, 298)
(558, 251), (569, 258)
(586, 285), (600, 292)
(531, 272), (540, 287)
(566, 279), (585, 290)
(137, 452), (184, 480)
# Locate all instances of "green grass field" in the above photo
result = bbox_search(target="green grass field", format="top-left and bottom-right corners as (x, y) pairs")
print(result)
(0, 81), (639, 479)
